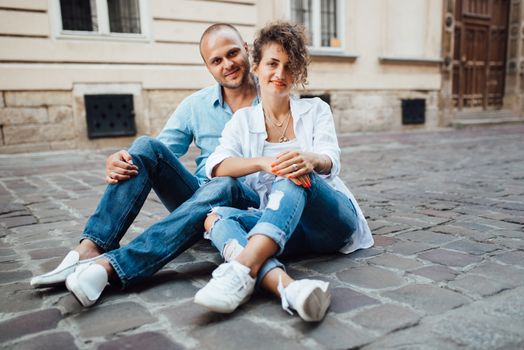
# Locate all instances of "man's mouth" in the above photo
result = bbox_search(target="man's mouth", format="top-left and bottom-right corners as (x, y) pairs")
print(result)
(225, 68), (240, 78)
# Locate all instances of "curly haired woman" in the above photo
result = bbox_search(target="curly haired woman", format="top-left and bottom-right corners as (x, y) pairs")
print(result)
(194, 22), (373, 322)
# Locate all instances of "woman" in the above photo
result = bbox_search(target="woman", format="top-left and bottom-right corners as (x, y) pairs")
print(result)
(194, 22), (373, 322)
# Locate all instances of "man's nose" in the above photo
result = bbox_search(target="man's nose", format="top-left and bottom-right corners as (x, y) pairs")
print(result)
(223, 58), (233, 69)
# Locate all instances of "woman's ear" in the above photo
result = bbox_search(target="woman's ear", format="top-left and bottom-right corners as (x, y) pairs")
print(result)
(251, 63), (259, 76)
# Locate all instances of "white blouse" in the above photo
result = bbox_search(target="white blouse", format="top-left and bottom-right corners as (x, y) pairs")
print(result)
(206, 97), (374, 254)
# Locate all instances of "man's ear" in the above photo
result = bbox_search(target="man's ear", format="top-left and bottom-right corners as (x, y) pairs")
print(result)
(243, 42), (249, 53)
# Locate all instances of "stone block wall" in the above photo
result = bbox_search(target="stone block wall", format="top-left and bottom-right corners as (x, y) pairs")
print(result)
(323, 90), (440, 134)
(0, 91), (75, 153)
(0, 88), (442, 153)
(0, 89), (193, 154)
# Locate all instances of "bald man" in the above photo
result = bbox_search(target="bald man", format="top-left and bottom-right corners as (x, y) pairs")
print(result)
(31, 24), (261, 307)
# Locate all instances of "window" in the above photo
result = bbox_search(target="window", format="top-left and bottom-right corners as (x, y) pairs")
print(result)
(58, 0), (145, 37)
(291, 0), (344, 51)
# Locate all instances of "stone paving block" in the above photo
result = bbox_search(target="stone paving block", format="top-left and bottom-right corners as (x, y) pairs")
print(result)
(382, 284), (470, 315)
(352, 303), (421, 333)
(418, 248), (482, 267)
(0, 282), (42, 313)
(294, 316), (376, 349)
(329, 287), (380, 314)
(162, 300), (228, 329)
(432, 224), (495, 242)
(495, 229), (524, 238)
(0, 270), (32, 284)
(346, 247), (383, 260)
(371, 223), (411, 235)
(493, 237), (524, 250)
(70, 302), (157, 338)
(301, 255), (359, 274)
(430, 287), (524, 349)
(397, 230), (457, 245)
(443, 239), (499, 255)
(337, 266), (404, 289)
(368, 253), (425, 270)
(493, 250), (524, 267)
(409, 265), (458, 282)
(0, 308), (62, 343)
(447, 274), (509, 297)
(98, 332), (182, 350)
(191, 317), (304, 350)
(0, 247), (16, 256)
(28, 246), (70, 260)
(8, 332), (77, 350)
(0, 215), (38, 228)
(468, 261), (524, 288)
(371, 235), (399, 247)
(135, 277), (198, 303)
(386, 240), (434, 255)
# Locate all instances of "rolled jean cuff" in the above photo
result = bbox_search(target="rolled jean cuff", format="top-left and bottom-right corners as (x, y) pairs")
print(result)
(81, 233), (118, 252)
(247, 222), (287, 256)
(256, 258), (285, 290)
(103, 253), (128, 288)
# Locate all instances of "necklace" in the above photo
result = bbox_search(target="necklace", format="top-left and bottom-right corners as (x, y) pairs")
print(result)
(263, 108), (288, 128)
(263, 107), (292, 143)
(278, 111), (292, 143)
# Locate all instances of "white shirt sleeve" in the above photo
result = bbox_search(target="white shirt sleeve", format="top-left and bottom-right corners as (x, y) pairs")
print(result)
(205, 110), (245, 179)
(312, 99), (341, 179)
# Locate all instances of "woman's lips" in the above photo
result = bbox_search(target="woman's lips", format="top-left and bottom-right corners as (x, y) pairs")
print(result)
(271, 80), (286, 87)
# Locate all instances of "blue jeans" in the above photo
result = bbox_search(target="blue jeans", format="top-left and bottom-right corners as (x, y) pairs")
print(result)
(207, 173), (358, 285)
(82, 136), (259, 287)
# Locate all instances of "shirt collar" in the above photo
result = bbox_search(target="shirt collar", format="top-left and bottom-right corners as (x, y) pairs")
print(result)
(212, 74), (260, 108)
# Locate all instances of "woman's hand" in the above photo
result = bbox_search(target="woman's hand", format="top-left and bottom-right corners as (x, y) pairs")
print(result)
(271, 150), (317, 178)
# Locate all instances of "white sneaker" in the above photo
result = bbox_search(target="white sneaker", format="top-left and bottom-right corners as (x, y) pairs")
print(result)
(194, 261), (256, 313)
(279, 278), (331, 322)
(65, 262), (108, 307)
(30, 251), (102, 288)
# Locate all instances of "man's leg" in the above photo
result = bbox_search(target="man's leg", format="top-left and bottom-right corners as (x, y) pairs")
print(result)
(31, 136), (198, 287)
(82, 136), (200, 253)
(88, 176), (260, 288)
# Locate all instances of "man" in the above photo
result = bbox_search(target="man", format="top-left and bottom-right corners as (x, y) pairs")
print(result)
(30, 24), (260, 307)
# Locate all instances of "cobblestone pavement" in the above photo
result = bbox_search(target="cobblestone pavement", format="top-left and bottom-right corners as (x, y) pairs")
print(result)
(1, 124), (523, 350)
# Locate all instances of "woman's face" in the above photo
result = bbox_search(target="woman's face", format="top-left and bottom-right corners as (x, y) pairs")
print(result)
(253, 43), (294, 98)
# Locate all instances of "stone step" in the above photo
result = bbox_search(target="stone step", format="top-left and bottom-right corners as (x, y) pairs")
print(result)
(453, 110), (524, 128)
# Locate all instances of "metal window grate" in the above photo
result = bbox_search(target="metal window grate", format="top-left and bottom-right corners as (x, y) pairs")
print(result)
(300, 94), (331, 106)
(107, 0), (141, 34)
(291, 0), (313, 43)
(85, 94), (136, 139)
(321, 0), (337, 47)
(401, 99), (426, 125)
(59, 0), (97, 31)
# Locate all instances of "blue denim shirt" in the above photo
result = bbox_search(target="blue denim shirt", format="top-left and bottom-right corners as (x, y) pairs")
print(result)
(156, 84), (259, 185)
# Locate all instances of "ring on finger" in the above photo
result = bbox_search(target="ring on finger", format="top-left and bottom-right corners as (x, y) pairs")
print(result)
(292, 163), (298, 171)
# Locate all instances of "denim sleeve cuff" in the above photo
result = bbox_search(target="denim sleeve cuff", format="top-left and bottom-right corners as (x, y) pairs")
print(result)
(247, 222), (287, 255)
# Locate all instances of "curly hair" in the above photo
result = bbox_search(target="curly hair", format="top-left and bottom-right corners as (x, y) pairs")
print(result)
(252, 22), (309, 86)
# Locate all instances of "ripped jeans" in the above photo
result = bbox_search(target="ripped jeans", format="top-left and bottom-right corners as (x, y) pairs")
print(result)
(206, 172), (359, 286)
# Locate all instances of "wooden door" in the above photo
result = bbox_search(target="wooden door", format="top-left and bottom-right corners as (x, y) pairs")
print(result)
(453, 0), (510, 110)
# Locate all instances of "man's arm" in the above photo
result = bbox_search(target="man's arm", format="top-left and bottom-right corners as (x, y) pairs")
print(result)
(105, 100), (194, 184)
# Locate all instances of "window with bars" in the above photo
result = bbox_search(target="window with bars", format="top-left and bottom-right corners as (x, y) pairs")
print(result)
(291, 0), (343, 50)
(59, 0), (142, 35)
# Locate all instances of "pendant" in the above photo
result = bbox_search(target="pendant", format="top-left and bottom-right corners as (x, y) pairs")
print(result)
(279, 136), (289, 143)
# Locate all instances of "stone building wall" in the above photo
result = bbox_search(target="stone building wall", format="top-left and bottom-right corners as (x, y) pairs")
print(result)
(0, 89), (193, 154)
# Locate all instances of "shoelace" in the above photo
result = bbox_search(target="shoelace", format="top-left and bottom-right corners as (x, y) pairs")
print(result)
(212, 263), (249, 291)
(278, 274), (294, 315)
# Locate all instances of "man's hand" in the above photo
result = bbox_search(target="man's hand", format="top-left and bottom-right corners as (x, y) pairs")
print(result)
(105, 150), (139, 184)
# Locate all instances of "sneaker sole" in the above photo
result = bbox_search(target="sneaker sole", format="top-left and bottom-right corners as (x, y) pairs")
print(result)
(65, 273), (95, 307)
(295, 286), (331, 322)
(194, 292), (252, 313)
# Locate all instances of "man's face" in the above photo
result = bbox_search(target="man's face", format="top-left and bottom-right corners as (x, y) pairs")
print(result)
(200, 30), (250, 89)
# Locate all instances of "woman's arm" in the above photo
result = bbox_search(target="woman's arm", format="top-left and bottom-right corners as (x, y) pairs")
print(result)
(212, 156), (273, 178)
